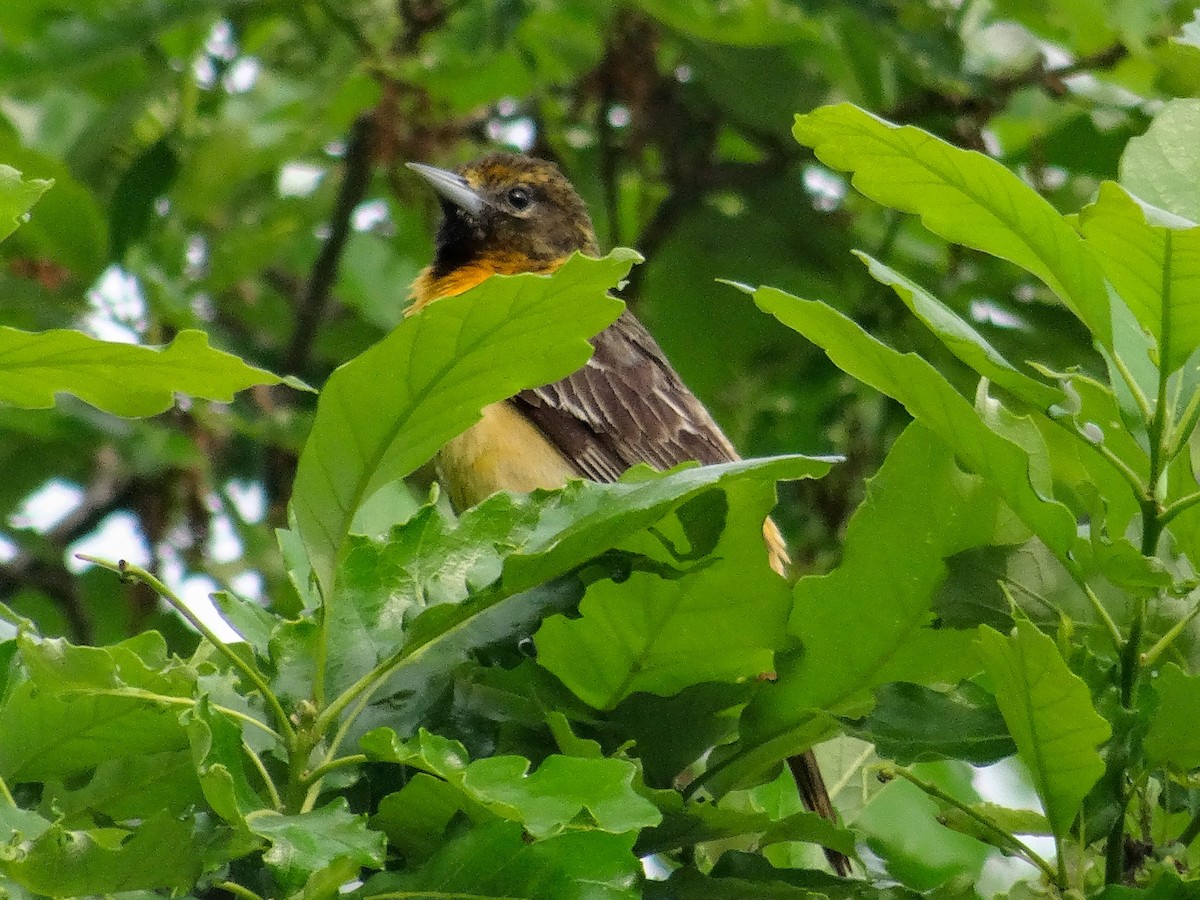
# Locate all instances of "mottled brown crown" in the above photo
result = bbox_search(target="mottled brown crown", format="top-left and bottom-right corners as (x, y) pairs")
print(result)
(429, 153), (599, 279)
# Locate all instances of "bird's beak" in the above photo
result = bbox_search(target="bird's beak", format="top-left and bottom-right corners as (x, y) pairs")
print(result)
(406, 162), (486, 216)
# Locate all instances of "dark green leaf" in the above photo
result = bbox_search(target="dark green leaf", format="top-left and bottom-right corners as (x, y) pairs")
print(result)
(536, 471), (792, 708)
(847, 681), (1016, 765)
(0, 811), (207, 897)
(718, 426), (1002, 793)
(249, 800), (385, 895)
(354, 820), (639, 900)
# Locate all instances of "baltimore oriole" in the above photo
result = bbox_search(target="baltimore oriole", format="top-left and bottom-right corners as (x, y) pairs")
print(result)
(407, 153), (847, 873)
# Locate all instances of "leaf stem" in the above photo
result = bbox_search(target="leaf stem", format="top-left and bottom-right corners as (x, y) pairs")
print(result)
(1108, 231), (1174, 886)
(1140, 592), (1200, 669)
(1110, 351), (1154, 426)
(1161, 491), (1200, 528)
(243, 741), (283, 811)
(77, 555), (296, 744)
(302, 754), (368, 785)
(62, 686), (281, 741)
(880, 765), (1061, 887)
(1081, 583), (1124, 651)
(1176, 808), (1200, 848)
(216, 881), (267, 900)
(0, 772), (15, 807)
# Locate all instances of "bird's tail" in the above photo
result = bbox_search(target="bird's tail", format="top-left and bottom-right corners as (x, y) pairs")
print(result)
(766, 518), (853, 877)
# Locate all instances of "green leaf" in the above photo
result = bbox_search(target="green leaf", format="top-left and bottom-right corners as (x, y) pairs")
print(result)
(354, 820), (640, 900)
(0, 327), (290, 416)
(461, 755), (661, 838)
(938, 802), (1050, 848)
(0, 0), (260, 85)
(855, 762), (989, 889)
(0, 810), (206, 897)
(711, 426), (1003, 793)
(1079, 183), (1200, 374)
(634, 0), (818, 45)
(0, 635), (194, 780)
(362, 728), (659, 838)
(1144, 663), (1200, 772)
(290, 249), (636, 599)
(646, 850), (923, 899)
(638, 799), (855, 857)
(853, 251), (1061, 409)
(249, 800), (385, 895)
(846, 681), (1016, 765)
(182, 697), (264, 827)
(535, 470), (792, 708)
(332, 457), (830, 739)
(748, 284), (1079, 562)
(43, 750), (204, 826)
(110, 138), (179, 259)
(371, 774), (465, 862)
(0, 164), (52, 244)
(793, 103), (1112, 344)
(1120, 99), (1200, 224)
(975, 620), (1111, 836)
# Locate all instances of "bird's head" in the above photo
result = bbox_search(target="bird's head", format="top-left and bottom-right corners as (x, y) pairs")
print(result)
(407, 153), (599, 279)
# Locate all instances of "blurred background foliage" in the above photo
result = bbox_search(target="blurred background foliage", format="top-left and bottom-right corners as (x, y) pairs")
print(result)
(1, 0), (1198, 733)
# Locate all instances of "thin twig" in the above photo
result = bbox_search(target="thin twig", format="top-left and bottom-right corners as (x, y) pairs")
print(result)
(77, 555), (296, 744)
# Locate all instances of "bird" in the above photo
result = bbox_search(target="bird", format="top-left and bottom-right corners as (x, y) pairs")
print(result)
(407, 152), (848, 875)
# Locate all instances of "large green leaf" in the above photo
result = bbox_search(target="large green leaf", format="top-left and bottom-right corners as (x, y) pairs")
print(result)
(747, 283), (1079, 562)
(354, 820), (640, 900)
(975, 620), (1111, 837)
(0, 327), (291, 416)
(0, 165), (53, 243)
(846, 681), (1016, 766)
(363, 728), (660, 839)
(1079, 183), (1200, 375)
(646, 851), (923, 899)
(327, 456), (830, 738)
(707, 426), (1004, 793)
(1119, 99), (1200, 224)
(853, 252), (1061, 409)
(289, 249), (635, 599)
(793, 103), (1112, 344)
(535, 470), (792, 708)
(1144, 663), (1200, 772)
(248, 800), (385, 896)
(0, 810), (206, 897)
(0, 635), (195, 780)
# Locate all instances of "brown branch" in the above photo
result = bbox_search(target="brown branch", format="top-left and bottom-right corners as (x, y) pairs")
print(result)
(281, 112), (377, 377)
(888, 41), (1130, 127)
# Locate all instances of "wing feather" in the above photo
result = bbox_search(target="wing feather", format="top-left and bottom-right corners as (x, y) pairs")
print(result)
(514, 311), (740, 482)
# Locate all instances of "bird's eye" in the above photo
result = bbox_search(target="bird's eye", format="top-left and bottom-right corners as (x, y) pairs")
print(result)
(506, 186), (532, 210)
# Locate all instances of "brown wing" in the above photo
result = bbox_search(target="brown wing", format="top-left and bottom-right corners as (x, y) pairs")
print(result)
(513, 310), (741, 483)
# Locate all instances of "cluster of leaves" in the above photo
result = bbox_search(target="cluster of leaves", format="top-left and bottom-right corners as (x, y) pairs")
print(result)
(3, 0), (1200, 898)
(3, 87), (1200, 895)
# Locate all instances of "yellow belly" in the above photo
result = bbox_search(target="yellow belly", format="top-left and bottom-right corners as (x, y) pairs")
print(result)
(438, 402), (579, 510)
